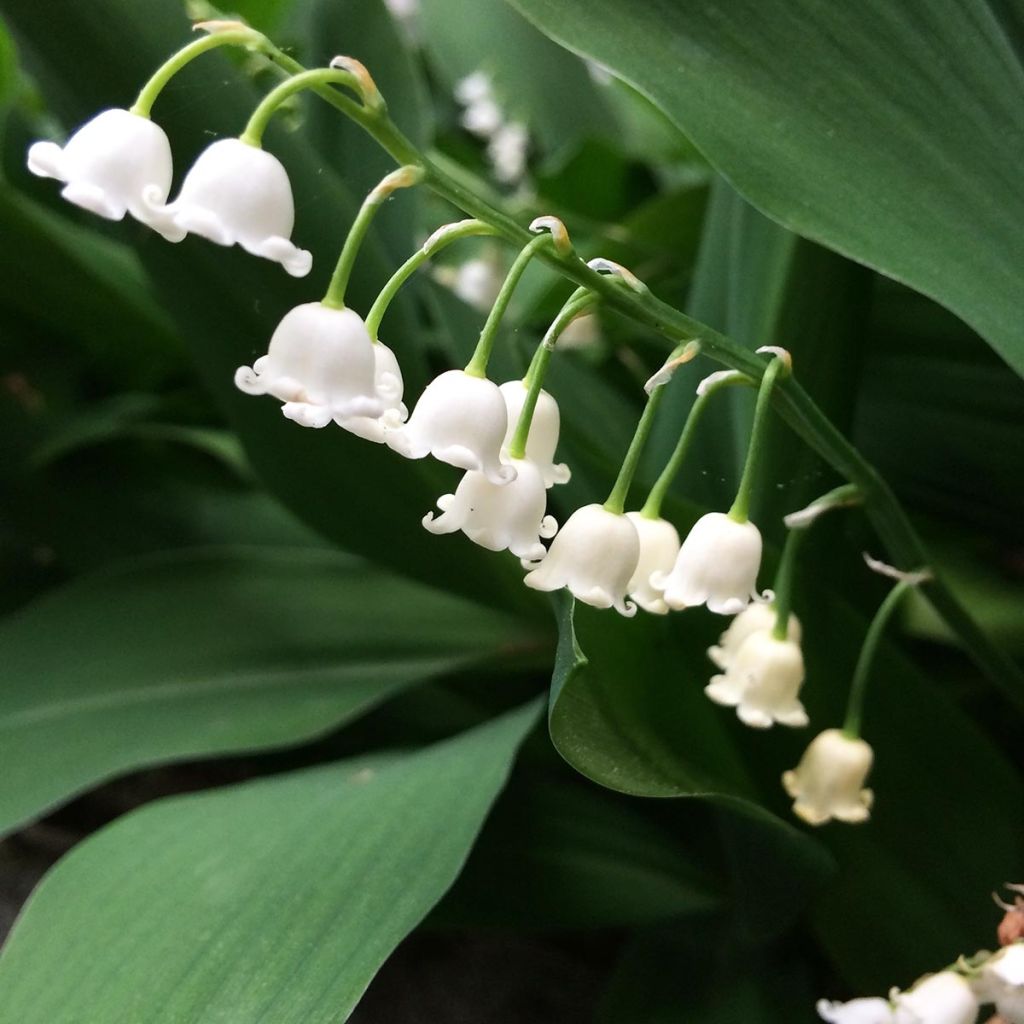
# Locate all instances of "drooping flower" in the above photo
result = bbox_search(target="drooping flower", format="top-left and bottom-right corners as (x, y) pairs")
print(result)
(782, 729), (874, 826)
(341, 341), (408, 443)
(423, 458), (556, 562)
(973, 943), (1024, 1023)
(27, 108), (182, 240)
(815, 996), (897, 1024)
(652, 511), (763, 615)
(895, 972), (979, 1024)
(523, 503), (639, 616)
(624, 512), (680, 615)
(384, 369), (515, 483)
(499, 379), (571, 486)
(155, 138), (311, 276)
(708, 602), (802, 670)
(234, 302), (381, 427)
(705, 630), (808, 728)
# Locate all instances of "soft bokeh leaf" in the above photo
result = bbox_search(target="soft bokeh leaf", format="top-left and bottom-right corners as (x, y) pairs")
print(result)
(0, 546), (541, 835)
(507, 0), (1024, 376)
(0, 701), (541, 1024)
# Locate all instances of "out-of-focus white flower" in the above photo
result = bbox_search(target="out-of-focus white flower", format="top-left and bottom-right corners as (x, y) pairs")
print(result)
(234, 302), (381, 428)
(454, 71), (493, 106)
(339, 341), (408, 444)
(816, 996), (897, 1024)
(651, 511), (763, 614)
(436, 256), (503, 312)
(783, 729), (874, 826)
(705, 631), (808, 728)
(423, 457), (556, 562)
(624, 512), (680, 615)
(974, 943), (1024, 1023)
(895, 972), (978, 1024)
(523, 503), (639, 616)
(456, 71), (504, 137)
(27, 108), (181, 240)
(488, 121), (529, 183)
(708, 602), (801, 670)
(584, 59), (614, 86)
(385, 369), (514, 483)
(499, 379), (570, 487)
(558, 312), (600, 350)
(382, 0), (419, 28)
(156, 138), (311, 276)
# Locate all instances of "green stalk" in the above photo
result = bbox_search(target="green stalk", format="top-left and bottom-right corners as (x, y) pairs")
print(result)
(843, 579), (915, 737)
(224, 45), (1024, 707)
(365, 219), (500, 339)
(770, 528), (805, 640)
(508, 290), (596, 460)
(464, 233), (553, 378)
(130, 28), (264, 118)
(728, 354), (787, 523)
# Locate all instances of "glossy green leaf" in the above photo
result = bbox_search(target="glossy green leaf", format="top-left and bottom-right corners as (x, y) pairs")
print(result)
(0, 701), (540, 1024)
(0, 546), (540, 835)
(507, 0), (1024, 376)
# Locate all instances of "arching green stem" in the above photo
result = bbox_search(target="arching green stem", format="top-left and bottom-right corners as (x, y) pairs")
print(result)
(464, 233), (554, 378)
(322, 165), (423, 311)
(640, 372), (747, 520)
(366, 219), (501, 339)
(728, 354), (789, 523)
(843, 578), (916, 738)
(508, 290), (597, 460)
(130, 28), (265, 118)
(240, 67), (365, 147)
(604, 343), (690, 515)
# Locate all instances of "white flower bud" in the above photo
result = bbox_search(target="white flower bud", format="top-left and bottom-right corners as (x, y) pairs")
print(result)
(423, 458), (556, 562)
(783, 729), (874, 826)
(523, 503), (639, 616)
(234, 303), (381, 427)
(895, 972), (978, 1024)
(340, 341), (408, 444)
(973, 943), (1024, 1023)
(27, 108), (182, 240)
(705, 630), (808, 728)
(708, 602), (801, 670)
(499, 379), (571, 487)
(385, 369), (515, 483)
(157, 138), (311, 277)
(624, 512), (680, 615)
(651, 511), (763, 615)
(816, 996), (896, 1024)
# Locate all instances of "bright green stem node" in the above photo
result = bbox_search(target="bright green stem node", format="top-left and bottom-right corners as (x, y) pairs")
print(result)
(130, 28), (264, 118)
(842, 578), (916, 738)
(640, 372), (743, 520)
(603, 343), (689, 515)
(508, 290), (596, 460)
(241, 67), (363, 147)
(366, 219), (500, 339)
(464, 233), (554, 379)
(322, 165), (423, 312)
(728, 354), (788, 523)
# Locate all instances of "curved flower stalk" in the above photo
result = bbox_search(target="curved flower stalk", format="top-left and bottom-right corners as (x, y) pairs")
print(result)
(234, 302), (381, 427)
(783, 728), (875, 826)
(705, 630), (808, 728)
(423, 458), (556, 561)
(523, 503), (639, 615)
(708, 602), (801, 670)
(624, 512), (680, 615)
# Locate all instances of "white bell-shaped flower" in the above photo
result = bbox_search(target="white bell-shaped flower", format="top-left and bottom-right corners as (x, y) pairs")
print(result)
(27, 108), (182, 240)
(816, 996), (898, 1024)
(385, 369), (515, 483)
(782, 729), (874, 826)
(708, 602), (802, 670)
(422, 458), (556, 562)
(234, 302), (381, 427)
(895, 973), (978, 1024)
(156, 138), (311, 277)
(974, 943), (1024, 1023)
(523, 503), (639, 616)
(705, 630), (808, 728)
(499, 379), (571, 486)
(651, 511), (763, 615)
(341, 341), (408, 443)
(624, 512), (680, 615)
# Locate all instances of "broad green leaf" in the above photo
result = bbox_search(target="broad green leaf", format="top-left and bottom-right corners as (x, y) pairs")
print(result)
(0, 546), (540, 835)
(506, 0), (1024, 376)
(0, 701), (540, 1024)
